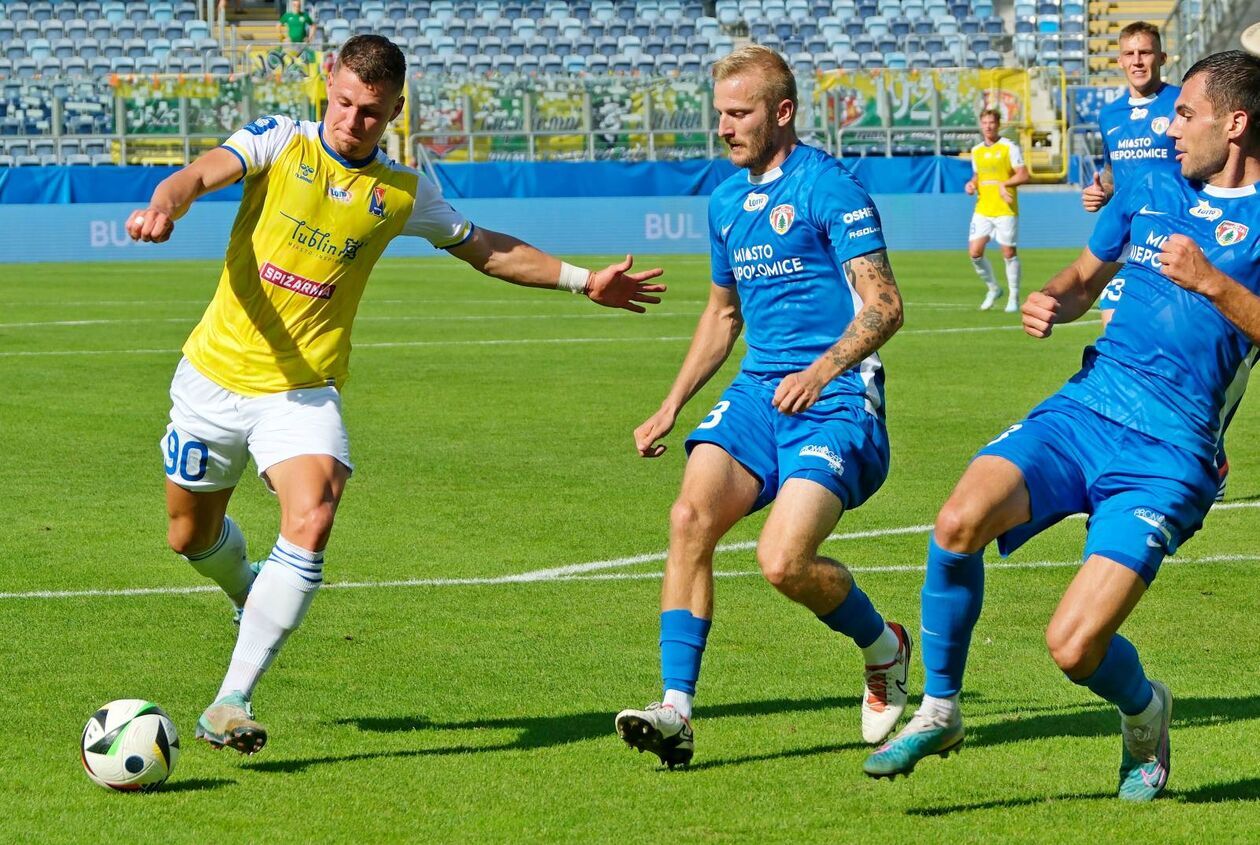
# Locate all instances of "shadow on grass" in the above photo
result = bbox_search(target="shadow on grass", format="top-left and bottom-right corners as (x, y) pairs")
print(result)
(965, 693), (1260, 749)
(907, 778), (1260, 816)
(158, 777), (235, 793)
(246, 695), (869, 774)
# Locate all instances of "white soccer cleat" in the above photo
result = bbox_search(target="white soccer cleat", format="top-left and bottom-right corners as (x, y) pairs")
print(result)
(979, 288), (1000, 311)
(1004, 297), (1019, 313)
(861, 621), (912, 745)
(615, 702), (694, 769)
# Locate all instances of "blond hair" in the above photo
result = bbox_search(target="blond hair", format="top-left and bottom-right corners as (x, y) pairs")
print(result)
(712, 45), (797, 109)
(979, 107), (1001, 123)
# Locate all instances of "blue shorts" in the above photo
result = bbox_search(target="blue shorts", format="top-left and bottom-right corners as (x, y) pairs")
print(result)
(684, 373), (890, 513)
(976, 394), (1217, 584)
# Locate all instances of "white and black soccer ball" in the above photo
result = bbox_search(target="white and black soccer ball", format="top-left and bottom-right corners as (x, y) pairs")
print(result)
(80, 700), (180, 792)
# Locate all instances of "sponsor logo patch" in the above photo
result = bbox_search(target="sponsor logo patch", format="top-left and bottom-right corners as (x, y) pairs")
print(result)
(279, 210), (364, 261)
(1189, 199), (1222, 221)
(1133, 507), (1172, 550)
(243, 115), (279, 136)
(1150, 116), (1170, 135)
(295, 163), (315, 184)
(769, 203), (795, 235)
(260, 262), (336, 300)
(1129, 107), (1148, 120)
(744, 192), (769, 212)
(368, 185), (386, 218)
(1216, 220), (1249, 246)
(799, 444), (845, 476)
(327, 186), (353, 203)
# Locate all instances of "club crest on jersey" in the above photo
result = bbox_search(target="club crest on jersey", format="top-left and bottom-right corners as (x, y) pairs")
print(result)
(1150, 116), (1170, 135)
(368, 185), (386, 217)
(744, 192), (769, 212)
(769, 203), (795, 235)
(295, 163), (315, 184)
(327, 186), (352, 203)
(1189, 200), (1222, 222)
(1129, 107), (1148, 120)
(1216, 220), (1249, 246)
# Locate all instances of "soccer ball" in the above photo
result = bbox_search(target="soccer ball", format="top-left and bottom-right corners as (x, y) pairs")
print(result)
(80, 700), (180, 792)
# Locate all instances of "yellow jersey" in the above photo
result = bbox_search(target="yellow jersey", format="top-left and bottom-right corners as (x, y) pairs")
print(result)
(183, 115), (473, 396)
(970, 137), (1024, 218)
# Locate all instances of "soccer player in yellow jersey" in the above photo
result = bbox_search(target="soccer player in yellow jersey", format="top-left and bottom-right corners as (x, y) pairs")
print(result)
(125, 35), (665, 755)
(965, 108), (1030, 312)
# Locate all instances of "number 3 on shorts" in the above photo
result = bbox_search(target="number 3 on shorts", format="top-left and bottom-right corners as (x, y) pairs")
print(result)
(164, 429), (209, 482)
(697, 400), (731, 430)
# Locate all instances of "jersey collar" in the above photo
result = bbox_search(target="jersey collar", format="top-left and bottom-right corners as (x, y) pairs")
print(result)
(1202, 182), (1258, 198)
(318, 122), (379, 169)
(1128, 83), (1167, 106)
(745, 143), (803, 185)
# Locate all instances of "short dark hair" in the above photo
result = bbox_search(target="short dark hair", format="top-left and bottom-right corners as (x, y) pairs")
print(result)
(335, 35), (406, 93)
(1183, 50), (1260, 145)
(1119, 21), (1162, 51)
(979, 107), (1001, 122)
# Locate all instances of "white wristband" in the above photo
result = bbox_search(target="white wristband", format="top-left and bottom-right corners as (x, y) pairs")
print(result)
(557, 261), (591, 295)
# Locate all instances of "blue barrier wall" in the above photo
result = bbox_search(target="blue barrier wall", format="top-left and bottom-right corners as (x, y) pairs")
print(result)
(0, 157), (976, 203)
(3, 190), (1093, 263)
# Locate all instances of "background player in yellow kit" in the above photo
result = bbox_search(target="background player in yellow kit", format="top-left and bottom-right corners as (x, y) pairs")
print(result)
(965, 108), (1030, 313)
(126, 35), (665, 755)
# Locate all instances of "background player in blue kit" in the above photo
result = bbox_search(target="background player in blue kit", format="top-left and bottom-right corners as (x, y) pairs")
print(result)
(866, 50), (1260, 802)
(614, 45), (911, 768)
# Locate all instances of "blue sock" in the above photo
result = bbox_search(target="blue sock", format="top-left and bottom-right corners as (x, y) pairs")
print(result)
(1075, 634), (1153, 716)
(921, 534), (985, 698)
(660, 610), (712, 696)
(817, 581), (885, 649)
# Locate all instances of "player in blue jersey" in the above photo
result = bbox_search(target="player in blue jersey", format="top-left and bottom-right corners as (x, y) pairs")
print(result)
(865, 50), (1260, 801)
(613, 45), (911, 768)
(1083, 23), (1238, 500)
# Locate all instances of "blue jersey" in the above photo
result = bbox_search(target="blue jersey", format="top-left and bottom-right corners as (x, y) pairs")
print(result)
(1099, 83), (1181, 187)
(708, 143), (889, 415)
(1062, 171), (1260, 457)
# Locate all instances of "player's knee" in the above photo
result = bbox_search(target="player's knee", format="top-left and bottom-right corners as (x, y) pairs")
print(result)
(1044, 621), (1100, 677)
(669, 497), (717, 544)
(167, 518), (218, 557)
(933, 502), (984, 553)
(281, 501), (337, 549)
(755, 543), (806, 593)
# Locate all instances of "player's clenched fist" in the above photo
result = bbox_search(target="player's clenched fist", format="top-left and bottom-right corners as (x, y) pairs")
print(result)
(1022, 290), (1060, 338)
(1159, 233), (1223, 297)
(125, 208), (175, 243)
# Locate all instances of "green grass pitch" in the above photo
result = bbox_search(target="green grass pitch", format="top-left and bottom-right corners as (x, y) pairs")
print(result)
(1, 251), (1258, 842)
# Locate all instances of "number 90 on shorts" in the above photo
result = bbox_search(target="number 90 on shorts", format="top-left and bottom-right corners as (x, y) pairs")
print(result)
(163, 428), (209, 483)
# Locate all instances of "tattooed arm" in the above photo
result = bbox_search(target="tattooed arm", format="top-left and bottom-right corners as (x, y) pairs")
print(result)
(771, 249), (904, 415)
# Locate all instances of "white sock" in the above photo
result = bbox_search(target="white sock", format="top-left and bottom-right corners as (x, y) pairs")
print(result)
(663, 689), (694, 720)
(919, 693), (959, 724)
(861, 623), (901, 666)
(1005, 256), (1021, 298)
(217, 535), (324, 701)
(1121, 685), (1162, 728)
(971, 256), (997, 290)
(184, 517), (254, 608)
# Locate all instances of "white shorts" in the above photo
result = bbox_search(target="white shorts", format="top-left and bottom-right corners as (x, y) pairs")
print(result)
(161, 357), (353, 492)
(969, 213), (1018, 247)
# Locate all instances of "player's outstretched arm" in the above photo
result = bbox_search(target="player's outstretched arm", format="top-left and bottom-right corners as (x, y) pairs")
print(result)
(772, 249), (903, 416)
(125, 147), (245, 243)
(446, 228), (665, 313)
(1023, 247), (1119, 337)
(634, 283), (743, 457)
(1160, 234), (1260, 344)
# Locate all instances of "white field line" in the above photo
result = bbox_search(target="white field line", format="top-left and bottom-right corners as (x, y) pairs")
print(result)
(0, 312), (698, 330)
(0, 318), (1101, 358)
(2, 502), (1255, 600)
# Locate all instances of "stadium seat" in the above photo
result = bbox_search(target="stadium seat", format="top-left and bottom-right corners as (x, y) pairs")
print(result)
(1037, 14), (1060, 32)
(27, 38), (51, 60)
(978, 48), (1001, 67)
(860, 51), (884, 68)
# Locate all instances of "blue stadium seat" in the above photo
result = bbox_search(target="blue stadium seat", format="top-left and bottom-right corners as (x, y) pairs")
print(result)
(63, 16), (87, 41)
(78, 37), (101, 59)
(586, 53), (609, 73)
(912, 17), (934, 34)
(876, 34), (898, 52)
(860, 50), (884, 68)
(930, 49), (953, 66)
(1037, 14), (1060, 31)
(30, 2), (53, 23)
(886, 50), (907, 68)
(908, 49), (931, 67)
(88, 19), (111, 40)
(1062, 14), (1084, 33)
(86, 55), (110, 74)
(936, 15), (959, 34)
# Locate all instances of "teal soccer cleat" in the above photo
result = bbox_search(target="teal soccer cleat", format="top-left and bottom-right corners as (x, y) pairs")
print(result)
(1118, 680), (1172, 802)
(863, 709), (964, 779)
